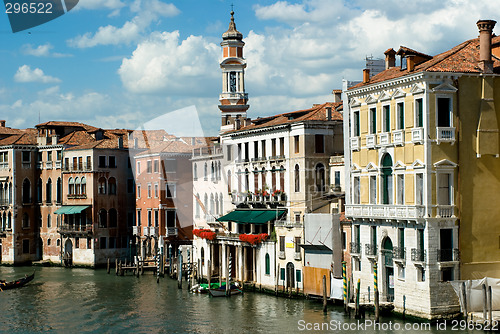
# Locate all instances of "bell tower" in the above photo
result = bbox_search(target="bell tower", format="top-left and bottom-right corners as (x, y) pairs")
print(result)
(219, 10), (249, 132)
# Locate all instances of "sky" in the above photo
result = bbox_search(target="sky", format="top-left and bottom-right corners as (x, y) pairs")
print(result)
(1, 0), (500, 136)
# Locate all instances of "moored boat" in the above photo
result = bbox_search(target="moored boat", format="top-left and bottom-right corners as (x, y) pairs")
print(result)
(208, 284), (242, 297)
(0, 271), (35, 291)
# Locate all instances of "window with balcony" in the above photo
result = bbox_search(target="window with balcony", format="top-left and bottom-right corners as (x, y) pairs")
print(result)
(381, 154), (393, 204)
(415, 98), (423, 128)
(369, 107), (377, 134)
(353, 111), (360, 136)
(397, 102), (404, 130)
(415, 173), (424, 205)
(396, 174), (404, 205)
(369, 175), (377, 204)
(437, 97), (451, 127)
(166, 209), (176, 228)
(353, 176), (360, 204)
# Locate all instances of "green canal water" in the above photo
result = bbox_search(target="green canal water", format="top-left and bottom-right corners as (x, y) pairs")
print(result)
(0, 267), (488, 333)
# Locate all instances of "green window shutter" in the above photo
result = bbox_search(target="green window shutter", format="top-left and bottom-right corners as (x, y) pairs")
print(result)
(296, 270), (301, 283)
(265, 254), (270, 275)
(280, 268), (285, 280)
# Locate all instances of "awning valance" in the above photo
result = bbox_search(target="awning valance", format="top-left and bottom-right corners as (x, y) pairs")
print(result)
(217, 209), (286, 225)
(54, 205), (90, 215)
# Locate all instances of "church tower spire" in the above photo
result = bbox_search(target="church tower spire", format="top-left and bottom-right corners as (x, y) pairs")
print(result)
(219, 10), (249, 133)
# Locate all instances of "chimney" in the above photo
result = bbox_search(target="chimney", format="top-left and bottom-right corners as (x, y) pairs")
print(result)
(477, 19), (497, 74)
(384, 48), (396, 70)
(363, 69), (370, 84)
(407, 55), (415, 72)
(0, 120), (5, 127)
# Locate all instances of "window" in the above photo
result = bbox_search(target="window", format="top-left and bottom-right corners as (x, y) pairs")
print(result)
(342, 232), (347, 250)
(147, 210), (152, 227)
(315, 163), (325, 192)
(383, 105), (390, 132)
(226, 145), (232, 161)
(46, 178), (52, 203)
(68, 177), (74, 195)
(279, 137), (285, 156)
(437, 173), (452, 205)
(396, 174), (404, 205)
(294, 135), (299, 154)
(335, 171), (341, 187)
(99, 209), (107, 228)
(369, 175), (377, 204)
(22, 151), (30, 162)
(22, 178), (31, 203)
(295, 237), (301, 253)
(47, 151), (52, 161)
(47, 214), (52, 228)
(98, 177), (107, 195)
(296, 270), (302, 283)
(193, 163), (198, 180)
(137, 210), (141, 226)
(353, 176), (360, 204)
(56, 178), (62, 203)
(415, 173), (424, 205)
(353, 111), (360, 136)
(75, 238), (79, 249)
(229, 71), (236, 92)
(153, 160), (159, 173)
(315, 135), (324, 153)
(417, 267), (426, 282)
(37, 178), (42, 203)
(166, 183), (176, 198)
(147, 160), (152, 173)
(108, 156), (116, 168)
(369, 108), (377, 134)
(166, 209), (176, 227)
(98, 156), (106, 168)
(437, 97), (451, 127)
(271, 139), (276, 157)
(381, 154), (393, 204)
(265, 253), (270, 275)
(22, 239), (29, 254)
(154, 183), (159, 198)
(254, 141), (259, 159)
(137, 184), (141, 198)
(22, 213), (29, 228)
(163, 159), (177, 173)
(86, 156), (91, 170)
(100, 237), (107, 249)
(293, 164), (299, 193)
(294, 213), (301, 225)
(147, 184), (152, 198)
(279, 236), (285, 252)
(137, 161), (141, 175)
(415, 98), (423, 128)
(87, 238), (92, 249)
(261, 140), (266, 159)
(397, 102), (404, 130)
(109, 209), (117, 228)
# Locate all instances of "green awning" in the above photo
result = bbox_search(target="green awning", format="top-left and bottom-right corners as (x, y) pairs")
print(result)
(217, 209), (286, 225)
(54, 205), (90, 215)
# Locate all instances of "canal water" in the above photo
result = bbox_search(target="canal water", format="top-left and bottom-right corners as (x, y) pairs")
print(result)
(0, 267), (487, 333)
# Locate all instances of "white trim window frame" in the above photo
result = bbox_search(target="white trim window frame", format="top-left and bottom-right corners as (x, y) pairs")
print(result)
(395, 172), (405, 205)
(369, 173), (377, 204)
(435, 94), (455, 144)
(414, 95), (424, 128)
(382, 103), (391, 133)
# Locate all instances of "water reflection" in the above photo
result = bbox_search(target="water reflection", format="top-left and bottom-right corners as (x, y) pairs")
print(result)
(0, 267), (485, 334)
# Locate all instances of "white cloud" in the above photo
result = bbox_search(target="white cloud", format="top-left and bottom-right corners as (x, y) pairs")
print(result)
(14, 65), (61, 84)
(118, 31), (219, 95)
(68, 0), (180, 48)
(21, 43), (72, 57)
(76, 0), (125, 11)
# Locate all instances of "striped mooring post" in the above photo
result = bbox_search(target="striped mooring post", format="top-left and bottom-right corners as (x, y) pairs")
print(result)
(342, 261), (347, 310)
(156, 247), (160, 283)
(226, 255), (232, 296)
(187, 248), (191, 289)
(374, 261), (380, 323)
(373, 262), (378, 291)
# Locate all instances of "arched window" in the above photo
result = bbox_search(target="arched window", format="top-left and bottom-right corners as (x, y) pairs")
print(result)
(204, 194), (208, 217)
(22, 212), (29, 228)
(265, 253), (270, 275)
(98, 177), (107, 194)
(195, 193), (200, 218)
(22, 178), (31, 203)
(99, 209), (107, 228)
(108, 177), (117, 195)
(56, 178), (62, 203)
(315, 163), (325, 192)
(7, 212), (11, 229)
(75, 177), (81, 195)
(271, 168), (276, 191)
(37, 178), (42, 203)
(294, 164), (300, 192)
(227, 170), (231, 193)
(47, 239), (51, 246)
(81, 177), (86, 195)
(254, 168), (259, 192)
(214, 194), (219, 215)
(381, 154), (393, 204)
(46, 178), (52, 203)
(68, 177), (74, 195)
(193, 163), (198, 180)
(109, 208), (117, 228)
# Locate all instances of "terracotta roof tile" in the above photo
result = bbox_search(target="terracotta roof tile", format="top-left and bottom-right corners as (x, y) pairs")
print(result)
(36, 121), (100, 132)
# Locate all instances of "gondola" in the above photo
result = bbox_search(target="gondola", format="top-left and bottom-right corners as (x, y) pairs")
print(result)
(0, 271), (35, 291)
(208, 283), (242, 297)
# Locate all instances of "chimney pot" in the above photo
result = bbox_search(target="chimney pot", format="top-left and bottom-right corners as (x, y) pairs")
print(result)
(363, 69), (370, 84)
(477, 19), (497, 73)
(407, 55), (415, 72)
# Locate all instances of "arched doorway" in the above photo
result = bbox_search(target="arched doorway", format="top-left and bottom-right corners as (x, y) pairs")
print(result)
(382, 237), (394, 302)
(37, 237), (43, 260)
(64, 239), (73, 267)
(286, 262), (295, 288)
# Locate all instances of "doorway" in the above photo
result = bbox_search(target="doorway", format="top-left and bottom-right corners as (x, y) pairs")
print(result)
(64, 239), (73, 267)
(382, 237), (394, 302)
(286, 262), (295, 288)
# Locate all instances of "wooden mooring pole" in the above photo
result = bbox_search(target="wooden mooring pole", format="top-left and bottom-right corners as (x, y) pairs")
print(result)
(374, 262), (379, 323)
(115, 259), (118, 275)
(322, 275), (327, 313)
(107, 258), (110, 274)
(178, 253), (183, 289)
(354, 279), (360, 319)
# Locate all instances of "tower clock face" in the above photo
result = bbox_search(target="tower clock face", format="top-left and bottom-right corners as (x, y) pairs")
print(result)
(229, 72), (236, 92)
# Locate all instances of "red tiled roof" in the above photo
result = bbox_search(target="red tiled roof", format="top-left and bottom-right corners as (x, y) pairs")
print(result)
(351, 36), (500, 89)
(226, 102), (343, 133)
(36, 121), (100, 132)
(0, 128), (37, 145)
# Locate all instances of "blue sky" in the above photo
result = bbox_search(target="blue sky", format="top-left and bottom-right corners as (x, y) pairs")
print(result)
(1, 0), (500, 136)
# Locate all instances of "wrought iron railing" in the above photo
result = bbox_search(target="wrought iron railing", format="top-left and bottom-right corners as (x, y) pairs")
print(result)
(411, 248), (426, 262)
(350, 242), (361, 254)
(437, 248), (459, 262)
(392, 246), (406, 260)
(365, 243), (378, 256)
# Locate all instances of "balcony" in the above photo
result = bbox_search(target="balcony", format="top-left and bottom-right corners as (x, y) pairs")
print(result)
(392, 130), (404, 146)
(350, 137), (360, 151)
(219, 92), (249, 100)
(45, 161), (53, 169)
(350, 242), (361, 254)
(132, 226), (139, 236)
(278, 250), (285, 259)
(55, 160), (62, 169)
(345, 204), (425, 220)
(378, 132), (391, 146)
(366, 134), (377, 149)
(231, 192), (287, 207)
(365, 243), (378, 257)
(269, 155), (285, 161)
(67, 194), (87, 199)
(411, 128), (424, 144)
(143, 226), (159, 237)
(437, 248), (459, 262)
(436, 205), (455, 218)
(220, 124), (235, 132)
(57, 223), (93, 236)
(436, 127), (455, 144)
(36, 162), (43, 169)
(411, 248), (426, 262)
(275, 218), (301, 228)
(0, 162), (8, 170)
(393, 246), (406, 261)
(0, 200), (9, 208)
(294, 252), (301, 261)
(167, 227), (178, 237)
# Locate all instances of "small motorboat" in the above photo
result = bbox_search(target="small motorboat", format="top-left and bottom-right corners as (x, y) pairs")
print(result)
(0, 271), (35, 291)
(191, 282), (222, 294)
(208, 283), (242, 297)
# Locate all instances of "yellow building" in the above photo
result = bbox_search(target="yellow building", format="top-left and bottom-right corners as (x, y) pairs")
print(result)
(344, 20), (500, 319)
